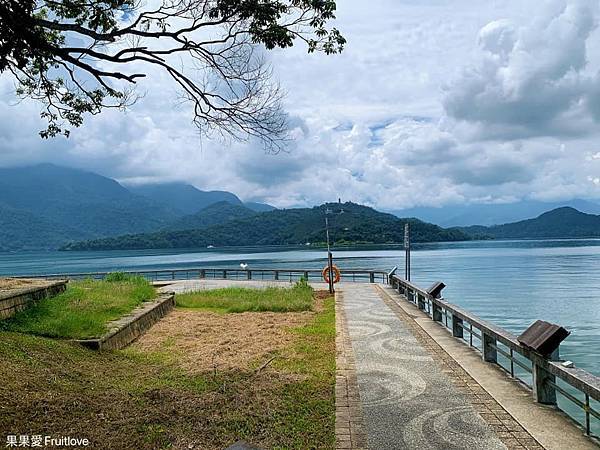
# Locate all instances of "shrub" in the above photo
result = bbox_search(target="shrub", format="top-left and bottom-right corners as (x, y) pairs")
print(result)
(105, 272), (145, 283)
(294, 276), (312, 291)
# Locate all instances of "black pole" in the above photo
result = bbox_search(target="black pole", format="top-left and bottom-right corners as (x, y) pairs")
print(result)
(328, 251), (334, 294)
(404, 223), (411, 281)
(407, 245), (411, 282)
(326, 215), (334, 294)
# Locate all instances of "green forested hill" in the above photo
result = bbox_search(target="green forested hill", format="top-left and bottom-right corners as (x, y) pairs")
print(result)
(0, 165), (270, 250)
(244, 202), (277, 212)
(0, 164), (176, 249)
(5, 164), (596, 252)
(62, 202), (472, 250)
(460, 207), (600, 239)
(166, 202), (258, 231)
(0, 203), (87, 251)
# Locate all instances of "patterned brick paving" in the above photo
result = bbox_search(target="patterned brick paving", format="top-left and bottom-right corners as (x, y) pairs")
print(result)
(335, 291), (369, 450)
(376, 285), (545, 450)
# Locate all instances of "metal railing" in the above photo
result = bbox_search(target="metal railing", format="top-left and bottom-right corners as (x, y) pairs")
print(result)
(390, 274), (600, 438)
(17, 267), (390, 284)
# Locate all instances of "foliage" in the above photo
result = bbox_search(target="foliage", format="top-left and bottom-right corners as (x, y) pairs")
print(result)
(294, 275), (312, 290)
(64, 201), (474, 250)
(104, 271), (145, 282)
(0, 278), (155, 339)
(0, 0), (345, 145)
(175, 285), (314, 313)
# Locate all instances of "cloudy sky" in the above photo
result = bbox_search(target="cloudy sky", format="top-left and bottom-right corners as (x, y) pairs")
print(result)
(2, 0), (600, 210)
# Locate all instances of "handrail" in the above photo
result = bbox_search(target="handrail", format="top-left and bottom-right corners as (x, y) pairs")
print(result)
(14, 267), (390, 284)
(389, 274), (600, 437)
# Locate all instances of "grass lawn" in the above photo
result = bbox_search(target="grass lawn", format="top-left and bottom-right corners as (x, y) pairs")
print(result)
(0, 275), (155, 339)
(0, 292), (335, 449)
(176, 284), (314, 313)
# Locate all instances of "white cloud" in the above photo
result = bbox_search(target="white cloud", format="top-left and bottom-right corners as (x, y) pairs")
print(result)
(2, 0), (600, 210)
(443, 0), (600, 139)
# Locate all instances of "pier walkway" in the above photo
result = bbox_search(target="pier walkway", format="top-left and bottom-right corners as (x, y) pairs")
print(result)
(338, 283), (596, 450)
(339, 283), (508, 449)
(156, 279), (597, 450)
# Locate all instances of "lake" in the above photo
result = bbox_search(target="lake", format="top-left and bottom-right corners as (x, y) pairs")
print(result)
(2, 239), (599, 378)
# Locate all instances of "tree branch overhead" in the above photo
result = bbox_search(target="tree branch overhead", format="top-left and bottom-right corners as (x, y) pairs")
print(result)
(0, 0), (345, 146)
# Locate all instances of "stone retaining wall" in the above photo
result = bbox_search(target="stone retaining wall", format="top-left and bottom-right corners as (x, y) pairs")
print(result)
(75, 292), (175, 350)
(0, 281), (68, 319)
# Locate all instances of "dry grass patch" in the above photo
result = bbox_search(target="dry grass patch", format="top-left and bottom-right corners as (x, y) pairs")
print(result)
(133, 308), (310, 373)
(0, 289), (335, 449)
(0, 278), (49, 293)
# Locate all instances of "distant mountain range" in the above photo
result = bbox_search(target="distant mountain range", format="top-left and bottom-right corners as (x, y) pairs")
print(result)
(62, 202), (472, 251)
(392, 199), (600, 227)
(127, 183), (274, 215)
(0, 164), (274, 251)
(460, 207), (600, 239)
(3, 164), (600, 252)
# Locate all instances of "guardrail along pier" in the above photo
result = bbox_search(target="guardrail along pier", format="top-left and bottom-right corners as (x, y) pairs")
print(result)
(390, 274), (600, 439)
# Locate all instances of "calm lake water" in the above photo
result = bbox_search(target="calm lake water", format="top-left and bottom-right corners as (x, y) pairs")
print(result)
(2, 240), (600, 378)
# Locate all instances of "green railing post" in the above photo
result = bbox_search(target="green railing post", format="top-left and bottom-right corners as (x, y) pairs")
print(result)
(452, 315), (463, 338)
(482, 332), (497, 363)
(417, 293), (425, 310)
(432, 301), (443, 322)
(533, 364), (557, 405)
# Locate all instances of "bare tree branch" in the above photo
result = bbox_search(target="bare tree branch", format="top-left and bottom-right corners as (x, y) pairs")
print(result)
(0, 0), (346, 147)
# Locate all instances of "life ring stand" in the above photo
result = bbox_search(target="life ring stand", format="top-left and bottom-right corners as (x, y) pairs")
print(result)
(322, 265), (341, 284)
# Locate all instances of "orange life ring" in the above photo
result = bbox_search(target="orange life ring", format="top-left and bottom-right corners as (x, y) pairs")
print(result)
(322, 265), (341, 284)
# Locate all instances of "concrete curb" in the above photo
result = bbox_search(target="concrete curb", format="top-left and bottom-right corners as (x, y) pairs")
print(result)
(335, 290), (369, 450)
(0, 280), (68, 319)
(75, 292), (175, 350)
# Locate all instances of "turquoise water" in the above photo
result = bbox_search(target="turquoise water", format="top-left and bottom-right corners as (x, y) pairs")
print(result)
(0, 240), (600, 375)
(2, 240), (599, 377)
(2, 239), (599, 433)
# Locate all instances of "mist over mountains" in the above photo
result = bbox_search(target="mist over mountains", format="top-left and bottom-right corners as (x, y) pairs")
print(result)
(460, 207), (600, 239)
(2, 164), (600, 251)
(392, 199), (600, 227)
(0, 164), (273, 251)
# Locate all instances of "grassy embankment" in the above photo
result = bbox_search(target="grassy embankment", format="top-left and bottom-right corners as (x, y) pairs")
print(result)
(0, 274), (155, 339)
(0, 280), (335, 449)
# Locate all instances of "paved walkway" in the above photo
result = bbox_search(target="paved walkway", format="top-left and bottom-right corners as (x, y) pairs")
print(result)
(339, 283), (538, 450)
(157, 279), (330, 294)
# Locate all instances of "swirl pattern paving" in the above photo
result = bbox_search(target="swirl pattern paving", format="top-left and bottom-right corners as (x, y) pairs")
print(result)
(342, 284), (506, 450)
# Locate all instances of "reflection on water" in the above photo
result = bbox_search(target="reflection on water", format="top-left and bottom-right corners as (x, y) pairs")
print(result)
(1, 239), (599, 377)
